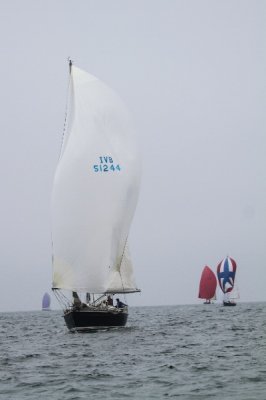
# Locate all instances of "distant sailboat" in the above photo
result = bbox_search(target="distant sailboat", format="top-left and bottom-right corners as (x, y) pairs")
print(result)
(217, 256), (237, 306)
(42, 292), (51, 311)
(198, 265), (217, 304)
(227, 281), (240, 304)
(51, 60), (141, 331)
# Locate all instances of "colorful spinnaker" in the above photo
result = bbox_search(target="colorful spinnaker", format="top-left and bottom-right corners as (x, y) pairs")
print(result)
(217, 256), (237, 294)
(198, 265), (217, 302)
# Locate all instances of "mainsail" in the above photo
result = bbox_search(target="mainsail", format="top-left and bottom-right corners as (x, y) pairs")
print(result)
(51, 66), (141, 295)
(198, 265), (217, 300)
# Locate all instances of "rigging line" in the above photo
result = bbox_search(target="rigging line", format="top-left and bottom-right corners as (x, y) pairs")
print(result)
(52, 289), (70, 309)
(50, 233), (56, 277)
(58, 58), (72, 160)
(118, 238), (128, 299)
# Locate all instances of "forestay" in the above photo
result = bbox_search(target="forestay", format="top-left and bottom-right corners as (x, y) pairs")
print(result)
(51, 66), (141, 294)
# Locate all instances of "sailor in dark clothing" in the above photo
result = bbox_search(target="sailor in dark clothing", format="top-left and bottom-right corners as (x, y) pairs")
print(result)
(107, 295), (113, 306)
(116, 298), (126, 308)
(72, 291), (88, 309)
(72, 291), (82, 309)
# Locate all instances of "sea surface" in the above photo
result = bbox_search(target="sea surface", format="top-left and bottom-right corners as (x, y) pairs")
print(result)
(0, 302), (266, 399)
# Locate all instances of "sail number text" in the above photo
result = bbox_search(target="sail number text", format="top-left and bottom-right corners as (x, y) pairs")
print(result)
(93, 156), (121, 172)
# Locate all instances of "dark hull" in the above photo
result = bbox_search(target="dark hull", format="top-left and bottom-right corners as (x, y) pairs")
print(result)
(64, 308), (128, 332)
(223, 301), (236, 307)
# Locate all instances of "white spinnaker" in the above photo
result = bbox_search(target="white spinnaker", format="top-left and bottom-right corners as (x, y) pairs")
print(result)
(51, 66), (141, 293)
(105, 241), (138, 293)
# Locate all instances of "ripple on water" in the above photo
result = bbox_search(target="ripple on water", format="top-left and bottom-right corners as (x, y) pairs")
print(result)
(0, 304), (266, 400)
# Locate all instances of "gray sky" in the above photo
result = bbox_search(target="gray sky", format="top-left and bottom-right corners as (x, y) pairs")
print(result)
(0, 0), (265, 311)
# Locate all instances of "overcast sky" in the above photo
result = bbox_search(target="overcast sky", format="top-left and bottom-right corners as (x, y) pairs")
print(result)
(0, 0), (265, 312)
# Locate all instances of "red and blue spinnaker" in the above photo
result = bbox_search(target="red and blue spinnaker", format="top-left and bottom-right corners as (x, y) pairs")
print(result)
(217, 256), (237, 294)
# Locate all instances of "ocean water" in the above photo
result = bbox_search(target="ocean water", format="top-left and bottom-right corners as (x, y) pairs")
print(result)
(0, 303), (266, 400)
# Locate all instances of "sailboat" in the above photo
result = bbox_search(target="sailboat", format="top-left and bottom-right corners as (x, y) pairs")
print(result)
(198, 265), (217, 304)
(42, 292), (51, 311)
(217, 256), (237, 306)
(51, 60), (141, 331)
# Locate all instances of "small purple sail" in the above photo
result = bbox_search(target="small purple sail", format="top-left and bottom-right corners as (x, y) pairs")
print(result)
(42, 292), (51, 310)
